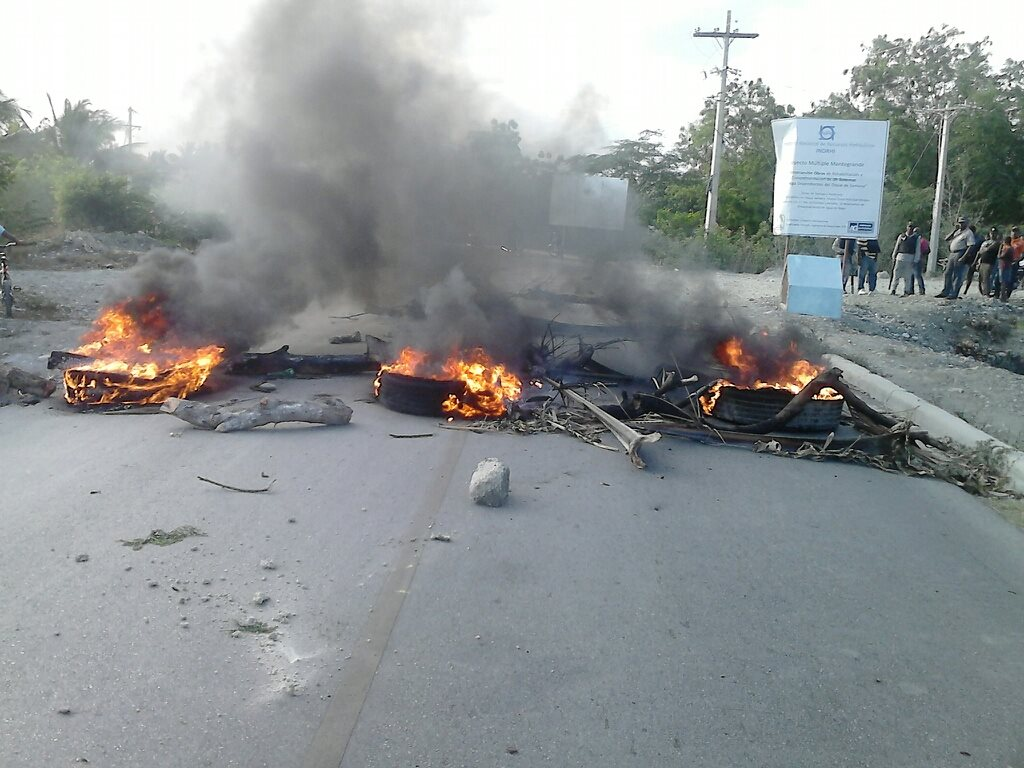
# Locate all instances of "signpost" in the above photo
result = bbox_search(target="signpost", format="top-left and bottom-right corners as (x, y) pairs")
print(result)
(548, 173), (629, 257)
(771, 118), (889, 239)
(771, 118), (889, 318)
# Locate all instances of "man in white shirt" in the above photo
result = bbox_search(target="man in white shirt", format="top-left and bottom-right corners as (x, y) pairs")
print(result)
(936, 216), (976, 299)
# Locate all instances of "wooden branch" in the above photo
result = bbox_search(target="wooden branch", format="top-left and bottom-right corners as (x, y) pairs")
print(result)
(197, 475), (276, 493)
(161, 394), (353, 432)
(653, 370), (699, 397)
(550, 379), (662, 469)
(830, 380), (944, 450)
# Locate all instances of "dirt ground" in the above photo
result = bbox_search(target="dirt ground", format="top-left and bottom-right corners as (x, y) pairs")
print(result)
(4, 233), (1024, 452)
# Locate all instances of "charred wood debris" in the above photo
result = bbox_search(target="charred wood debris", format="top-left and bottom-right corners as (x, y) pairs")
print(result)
(28, 331), (1018, 498)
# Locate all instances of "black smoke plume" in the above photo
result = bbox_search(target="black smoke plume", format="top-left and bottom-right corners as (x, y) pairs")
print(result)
(114, 0), (814, 377)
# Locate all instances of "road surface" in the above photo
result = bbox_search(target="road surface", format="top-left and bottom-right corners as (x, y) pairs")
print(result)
(1, 373), (1022, 767)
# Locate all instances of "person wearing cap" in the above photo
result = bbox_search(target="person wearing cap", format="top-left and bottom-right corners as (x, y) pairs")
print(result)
(975, 227), (1002, 297)
(959, 224), (982, 295)
(890, 221), (920, 296)
(937, 216), (976, 298)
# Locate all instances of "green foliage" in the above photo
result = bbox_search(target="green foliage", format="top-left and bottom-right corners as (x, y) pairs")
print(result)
(0, 90), (29, 136)
(48, 99), (122, 163)
(654, 182), (704, 238)
(700, 222), (781, 272)
(5, 26), (1024, 263)
(644, 222), (782, 273)
(0, 152), (80, 230)
(573, 129), (681, 226)
(147, 208), (229, 248)
(629, 27), (1024, 269)
(672, 78), (794, 235)
(0, 153), (15, 197)
(815, 27), (1024, 242)
(55, 169), (154, 232)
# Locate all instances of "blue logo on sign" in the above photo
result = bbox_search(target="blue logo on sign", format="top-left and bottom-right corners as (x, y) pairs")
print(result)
(848, 221), (873, 233)
(819, 125), (836, 141)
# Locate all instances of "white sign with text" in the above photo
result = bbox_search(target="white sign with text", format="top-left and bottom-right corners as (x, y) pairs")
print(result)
(771, 118), (889, 238)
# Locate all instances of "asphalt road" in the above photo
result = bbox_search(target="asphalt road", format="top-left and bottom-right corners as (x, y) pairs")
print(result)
(2, 374), (1022, 768)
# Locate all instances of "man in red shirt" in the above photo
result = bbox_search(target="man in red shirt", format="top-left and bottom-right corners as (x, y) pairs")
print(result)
(1010, 226), (1024, 259)
(1009, 226), (1024, 295)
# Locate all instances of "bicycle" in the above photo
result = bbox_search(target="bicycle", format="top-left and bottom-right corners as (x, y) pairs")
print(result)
(0, 244), (13, 318)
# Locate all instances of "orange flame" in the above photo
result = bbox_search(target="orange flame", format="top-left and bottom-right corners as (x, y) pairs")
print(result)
(699, 336), (840, 415)
(375, 346), (522, 418)
(64, 295), (224, 406)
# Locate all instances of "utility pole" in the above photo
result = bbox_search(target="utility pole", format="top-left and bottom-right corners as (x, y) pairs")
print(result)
(126, 107), (140, 152)
(694, 11), (758, 235)
(925, 104), (974, 274)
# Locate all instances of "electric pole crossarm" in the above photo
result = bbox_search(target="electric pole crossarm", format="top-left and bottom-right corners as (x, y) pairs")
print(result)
(693, 31), (759, 39)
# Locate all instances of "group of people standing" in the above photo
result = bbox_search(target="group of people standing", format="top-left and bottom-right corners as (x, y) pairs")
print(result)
(834, 231), (924, 296)
(834, 217), (1024, 301)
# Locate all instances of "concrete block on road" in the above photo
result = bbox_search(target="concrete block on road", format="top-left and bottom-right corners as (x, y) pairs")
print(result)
(470, 458), (510, 507)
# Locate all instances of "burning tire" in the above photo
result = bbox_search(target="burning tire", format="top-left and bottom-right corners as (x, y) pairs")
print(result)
(376, 371), (467, 416)
(711, 385), (843, 432)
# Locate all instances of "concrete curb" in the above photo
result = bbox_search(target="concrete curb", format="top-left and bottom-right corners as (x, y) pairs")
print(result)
(824, 353), (1024, 494)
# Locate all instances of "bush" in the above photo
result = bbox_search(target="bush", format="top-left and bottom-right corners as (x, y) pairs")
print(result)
(0, 152), (80, 233)
(646, 221), (785, 273)
(55, 169), (154, 232)
(147, 208), (230, 249)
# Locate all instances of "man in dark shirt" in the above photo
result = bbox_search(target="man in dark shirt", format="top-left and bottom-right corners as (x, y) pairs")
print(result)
(890, 222), (920, 296)
(856, 238), (881, 294)
(838, 237), (859, 294)
(975, 227), (1001, 297)
(960, 225), (982, 295)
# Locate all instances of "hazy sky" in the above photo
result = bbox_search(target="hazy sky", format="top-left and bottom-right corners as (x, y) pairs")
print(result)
(4, 1), (1016, 155)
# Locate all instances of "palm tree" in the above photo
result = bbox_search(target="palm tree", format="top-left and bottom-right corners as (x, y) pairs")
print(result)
(0, 90), (30, 136)
(50, 98), (122, 162)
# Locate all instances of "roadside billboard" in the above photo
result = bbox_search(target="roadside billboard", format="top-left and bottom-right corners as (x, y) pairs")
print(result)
(771, 118), (889, 238)
(549, 174), (629, 231)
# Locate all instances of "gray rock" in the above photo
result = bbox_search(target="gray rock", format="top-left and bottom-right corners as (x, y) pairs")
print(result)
(470, 458), (510, 507)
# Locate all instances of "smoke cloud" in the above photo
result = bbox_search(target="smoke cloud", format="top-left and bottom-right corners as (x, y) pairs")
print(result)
(113, 0), (812, 379)
(119, 0), (520, 351)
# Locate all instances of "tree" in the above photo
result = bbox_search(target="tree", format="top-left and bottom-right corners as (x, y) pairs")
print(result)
(0, 90), (29, 136)
(673, 78), (794, 234)
(571, 129), (683, 226)
(812, 27), (1024, 248)
(845, 27), (991, 119)
(48, 99), (122, 163)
